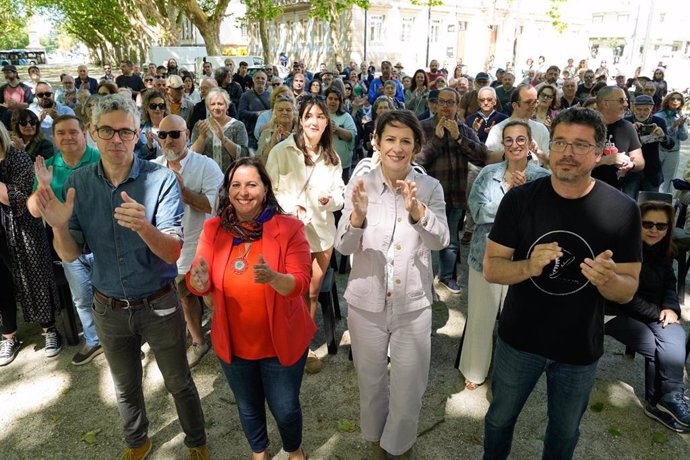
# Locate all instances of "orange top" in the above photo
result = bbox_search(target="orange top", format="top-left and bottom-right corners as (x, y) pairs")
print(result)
(223, 240), (276, 359)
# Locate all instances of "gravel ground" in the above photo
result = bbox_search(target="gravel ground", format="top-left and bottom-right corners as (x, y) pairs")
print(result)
(1, 247), (689, 460)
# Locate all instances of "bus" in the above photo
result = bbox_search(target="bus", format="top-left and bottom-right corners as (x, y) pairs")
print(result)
(0, 49), (47, 66)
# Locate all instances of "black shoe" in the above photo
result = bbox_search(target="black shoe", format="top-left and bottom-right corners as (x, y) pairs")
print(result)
(71, 343), (104, 365)
(438, 278), (462, 294)
(644, 403), (690, 433)
(658, 391), (690, 426)
(0, 336), (21, 366)
(43, 326), (63, 358)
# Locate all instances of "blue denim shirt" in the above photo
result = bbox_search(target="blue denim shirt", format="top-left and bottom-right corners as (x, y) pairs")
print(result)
(65, 156), (183, 299)
(467, 161), (550, 273)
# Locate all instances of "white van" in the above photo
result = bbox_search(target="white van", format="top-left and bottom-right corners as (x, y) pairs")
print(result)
(194, 55), (264, 75)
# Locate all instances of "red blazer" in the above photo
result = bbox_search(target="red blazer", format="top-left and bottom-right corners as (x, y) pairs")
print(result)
(187, 214), (315, 366)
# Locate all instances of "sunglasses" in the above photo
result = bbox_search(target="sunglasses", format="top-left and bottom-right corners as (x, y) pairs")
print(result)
(540, 94), (555, 99)
(272, 83), (281, 87)
(641, 221), (668, 231)
(19, 119), (38, 127)
(148, 103), (166, 110)
(157, 130), (183, 139)
(144, 78), (154, 82)
(36, 92), (53, 98)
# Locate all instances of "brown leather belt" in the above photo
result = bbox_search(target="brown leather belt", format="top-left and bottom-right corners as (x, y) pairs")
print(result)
(94, 283), (174, 309)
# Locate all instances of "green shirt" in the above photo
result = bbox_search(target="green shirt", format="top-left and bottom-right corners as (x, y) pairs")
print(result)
(33, 145), (101, 200)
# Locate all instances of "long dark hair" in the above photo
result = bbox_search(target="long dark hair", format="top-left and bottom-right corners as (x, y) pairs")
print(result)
(640, 201), (676, 257)
(410, 69), (428, 92)
(294, 96), (339, 166)
(141, 90), (167, 125)
(11, 109), (42, 142)
(216, 157), (285, 217)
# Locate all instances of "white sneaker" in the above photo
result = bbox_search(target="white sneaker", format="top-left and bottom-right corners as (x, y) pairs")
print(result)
(186, 342), (210, 368)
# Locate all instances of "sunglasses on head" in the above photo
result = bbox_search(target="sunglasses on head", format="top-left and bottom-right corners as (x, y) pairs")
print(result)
(148, 103), (166, 110)
(36, 92), (53, 98)
(642, 221), (668, 231)
(157, 130), (183, 140)
(19, 119), (38, 127)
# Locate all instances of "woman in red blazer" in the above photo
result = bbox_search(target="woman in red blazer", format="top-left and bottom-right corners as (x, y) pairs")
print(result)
(187, 157), (314, 460)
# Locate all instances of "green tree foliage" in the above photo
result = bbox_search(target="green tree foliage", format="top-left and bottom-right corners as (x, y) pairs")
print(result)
(308, 0), (370, 65)
(0, 1), (30, 48)
(242, 0), (284, 64)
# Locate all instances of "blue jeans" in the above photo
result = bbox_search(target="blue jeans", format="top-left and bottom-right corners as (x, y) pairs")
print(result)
(62, 254), (98, 347)
(606, 316), (687, 403)
(438, 206), (463, 282)
(92, 287), (206, 448)
(483, 338), (598, 460)
(219, 350), (308, 453)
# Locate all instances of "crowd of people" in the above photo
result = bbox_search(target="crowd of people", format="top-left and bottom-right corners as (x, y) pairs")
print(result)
(0, 53), (689, 459)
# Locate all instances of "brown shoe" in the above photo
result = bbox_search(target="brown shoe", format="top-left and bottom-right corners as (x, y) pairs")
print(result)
(189, 444), (210, 460)
(460, 231), (473, 245)
(120, 437), (152, 460)
(305, 349), (322, 374)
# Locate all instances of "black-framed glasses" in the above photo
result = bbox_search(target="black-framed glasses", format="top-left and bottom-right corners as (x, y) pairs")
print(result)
(144, 78), (154, 82)
(540, 93), (555, 100)
(503, 136), (527, 147)
(148, 103), (166, 110)
(95, 126), (137, 141)
(19, 119), (38, 127)
(272, 83), (281, 87)
(36, 92), (53, 98)
(641, 221), (669, 231)
(157, 130), (182, 140)
(437, 99), (456, 106)
(478, 97), (495, 103)
(549, 140), (596, 155)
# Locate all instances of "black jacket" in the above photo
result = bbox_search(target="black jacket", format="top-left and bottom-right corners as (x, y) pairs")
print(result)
(606, 242), (680, 322)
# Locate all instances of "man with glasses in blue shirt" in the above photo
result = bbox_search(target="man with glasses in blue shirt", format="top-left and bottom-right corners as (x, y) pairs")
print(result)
(33, 94), (209, 460)
(482, 107), (641, 460)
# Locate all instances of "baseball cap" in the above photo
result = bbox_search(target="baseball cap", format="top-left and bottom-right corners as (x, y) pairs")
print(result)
(475, 72), (490, 81)
(2, 65), (17, 73)
(428, 89), (440, 102)
(166, 75), (184, 89)
(634, 95), (654, 106)
(394, 62), (404, 69)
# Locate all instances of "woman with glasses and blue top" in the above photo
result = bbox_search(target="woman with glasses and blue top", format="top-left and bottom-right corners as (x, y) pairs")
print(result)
(459, 120), (550, 390)
(656, 91), (688, 193)
(605, 199), (690, 432)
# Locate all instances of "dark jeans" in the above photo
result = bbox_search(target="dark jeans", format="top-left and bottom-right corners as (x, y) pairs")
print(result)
(606, 315), (687, 403)
(219, 350), (308, 453)
(483, 338), (598, 460)
(438, 205), (463, 282)
(92, 287), (206, 448)
(0, 240), (17, 334)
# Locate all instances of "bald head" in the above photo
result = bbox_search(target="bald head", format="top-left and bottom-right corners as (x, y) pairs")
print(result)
(159, 114), (189, 161)
(200, 78), (218, 99)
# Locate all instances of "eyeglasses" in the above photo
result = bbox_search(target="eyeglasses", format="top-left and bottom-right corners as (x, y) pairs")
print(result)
(18, 119), (38, 127)
(549, 140), (596, 155)
(144, 78), (154, 82)
(437, 99), (456, 106)
(503, 136), (528, 147)
(641, 221), (669, 231)
(272, 83), (281, 87)
(148, 103), (166, 110)
(540, 94), (555, 100)
(95, 126), (137, 141)
(36, 92), (53, 98)
(669, 97), (683, 101)
(157, 130), (183, 140)
(604, 98), (628, 104)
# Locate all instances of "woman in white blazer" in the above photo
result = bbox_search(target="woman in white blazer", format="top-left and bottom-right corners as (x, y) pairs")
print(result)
(335, 110), (449, 459)
(266, 96), (345, 374)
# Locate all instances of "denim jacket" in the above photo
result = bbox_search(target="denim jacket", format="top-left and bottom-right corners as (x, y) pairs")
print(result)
(467, 161), (550, 273)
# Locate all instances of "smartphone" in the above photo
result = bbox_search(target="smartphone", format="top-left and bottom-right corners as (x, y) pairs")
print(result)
(638, 124), (655, 136)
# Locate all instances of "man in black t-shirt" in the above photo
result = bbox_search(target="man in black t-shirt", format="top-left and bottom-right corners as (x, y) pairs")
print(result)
(115, 61), (145, 100)
(482, 108), (641, 460)
(593, 86), (644, 191)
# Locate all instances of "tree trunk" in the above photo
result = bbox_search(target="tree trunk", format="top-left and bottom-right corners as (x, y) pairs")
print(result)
(259, 18), (270, 64)
(197, 21), (221, 55)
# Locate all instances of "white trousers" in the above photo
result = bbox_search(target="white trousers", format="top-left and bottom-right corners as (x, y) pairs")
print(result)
(459, 267), (508, 384)
(348, 304), (431, 456)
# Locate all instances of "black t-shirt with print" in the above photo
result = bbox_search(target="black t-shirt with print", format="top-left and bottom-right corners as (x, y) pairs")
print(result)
(591, 118), (642, 188)
(488, 176), (641, 364)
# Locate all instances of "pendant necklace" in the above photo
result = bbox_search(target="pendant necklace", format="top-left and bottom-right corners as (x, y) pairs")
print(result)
(231, 242), (252, 274)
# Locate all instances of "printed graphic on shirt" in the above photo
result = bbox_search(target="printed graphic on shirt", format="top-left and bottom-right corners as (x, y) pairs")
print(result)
(528, 230), (594, 296)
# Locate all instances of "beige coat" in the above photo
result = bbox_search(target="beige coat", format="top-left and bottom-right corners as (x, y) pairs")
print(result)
(266, 134), (345, 252)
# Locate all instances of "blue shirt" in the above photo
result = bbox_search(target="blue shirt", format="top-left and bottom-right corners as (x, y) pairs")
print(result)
(367, 77), (404, 104)
(65, 156), (183, 299)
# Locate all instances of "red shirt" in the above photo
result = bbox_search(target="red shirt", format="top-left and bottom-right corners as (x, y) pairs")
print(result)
(223, 240), (276, 359)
